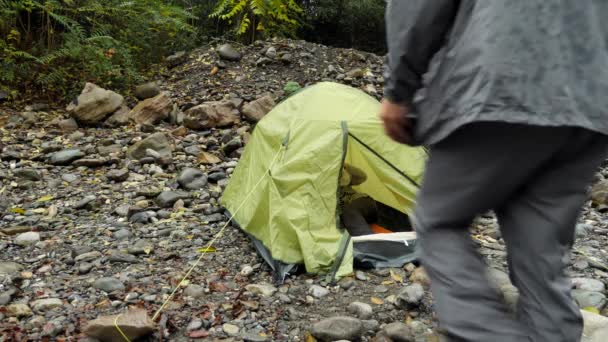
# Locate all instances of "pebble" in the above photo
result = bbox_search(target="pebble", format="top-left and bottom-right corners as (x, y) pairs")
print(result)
(183, 284), (206, 298)
(187, 318), (203, 331)
(309, 284), (330, 298)
(339, 277), (356, 290)
(240, 265), (254, 276)
(15, 231), (40, 246)
(246, 283), (277, 297)
(178, 167), (207, 190)
(106, 169), (130, 182)
(572, 278), (606, 292)
(7, 303), (33, 317)
(31, 298), (63, 312)
(157, 190), (189, 208)
(50, 149), (84, 165)
(223, 323), (240, 336)
(93, 277), (126, 292)
(355, 270), (368, 281)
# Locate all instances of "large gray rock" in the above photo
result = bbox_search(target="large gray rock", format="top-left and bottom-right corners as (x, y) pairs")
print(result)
(104, 105), (131, 127)
(93, 277), (125, 292)
(50, 149), (85, 165)
(67, 83), (124, 125)
(177, 168), (208, 190)
(218, 44), (242, 61)
(156, 190), (189, 208)
(311, 316), (363, 341)
(572, 278), (606, 292)
(242, 95), (275, 122)
(134, 82), (161, 100)
(396, 283), (425, 309)
(183, 100), (241, 130)
(130, 92), (172, 125)
(127, 133), (173, 160)
(84, 308), (155, 342)
(573, 290), (607, 310)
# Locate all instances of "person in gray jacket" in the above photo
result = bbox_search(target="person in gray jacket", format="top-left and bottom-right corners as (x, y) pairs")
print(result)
(380, 1), (608, 341)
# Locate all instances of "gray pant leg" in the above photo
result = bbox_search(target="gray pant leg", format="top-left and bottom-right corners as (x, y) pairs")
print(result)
(496, 130), (608, 342)
(413, 123), (607, 342)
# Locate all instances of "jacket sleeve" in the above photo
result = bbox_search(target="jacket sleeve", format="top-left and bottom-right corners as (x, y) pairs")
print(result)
(384, 0), (460, 105)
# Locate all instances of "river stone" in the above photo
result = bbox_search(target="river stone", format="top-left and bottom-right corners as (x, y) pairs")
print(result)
(50, 149), (85, 165)
(83, 308), (154, 342)
(382, 322), (414, 342)
(15, 231), (40, 246)
(166, 51), (187, 67)
(246, 283), (277, 297)
(127, 133), (173, 160)
(396, 283), (425, 309)
(14, 168), (41, 181)
(134, 82), (161, 100)
(157, 190), (189, 208)
(223, 323), (240, 336)
(184, 100), (240, 129)
(0, 262), (23, 276)
(591, 180), (608, 206)
(106, 169), (130, 182)
(177, 168), (208, 190)
(32, 298), (63, 312)
(311, 316), (363, 341)
(93, 277), (125, 292)
(218, 44), (242, 61)
(348, 302), (373, 319)
(572, 278), (606, 292)
(130, 92), (172, 125)
(183, 284), (205, 298)
(67, 83), (124, 125)
(242, 95), (275, 122)
(7, 304), (33, 317)
(573, 290), (607, 310)
(309, 285), (330, 298)
(2, 225), (32, 236)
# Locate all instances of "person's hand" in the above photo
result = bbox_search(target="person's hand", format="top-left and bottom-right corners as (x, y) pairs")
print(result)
(379, 99), (413, 145)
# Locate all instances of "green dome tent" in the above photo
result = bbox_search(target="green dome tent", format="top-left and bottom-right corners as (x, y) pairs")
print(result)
(221, 82), (426, 280)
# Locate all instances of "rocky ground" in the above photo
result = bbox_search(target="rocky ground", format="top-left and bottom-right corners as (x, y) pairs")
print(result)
(1, 39), (608, 341)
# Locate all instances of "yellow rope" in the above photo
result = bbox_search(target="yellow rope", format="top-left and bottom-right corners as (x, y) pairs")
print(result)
(150, 145), (285, 322)
(114, 313), (132, 342)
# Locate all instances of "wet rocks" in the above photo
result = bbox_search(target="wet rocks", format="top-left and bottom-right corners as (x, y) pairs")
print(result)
(49, 149), (85, 165)
(218, 44), (242, 61)
(93, 277), (125, 292)
(130, 92), (172, 125)
(184, 100), (241, 130)
(67, 83), (124, 125)
(84, 308), (155, 342)
(134, 82), (161, 100)
(177, 168), (208, 190)
(311, 316), (363, 341)
(242, 95), (275, 122)
(127, 132), (173, 160)
(348, 302), (373, 319)
(15, 231), (40, 246)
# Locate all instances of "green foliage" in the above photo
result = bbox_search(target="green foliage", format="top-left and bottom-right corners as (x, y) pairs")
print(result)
(210, 0), (303, 42)
(298, 0), (386, 53)
(0, 0), (195, 99)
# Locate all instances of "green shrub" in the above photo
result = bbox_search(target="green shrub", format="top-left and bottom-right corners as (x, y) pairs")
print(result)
(0, 0), (195, 99)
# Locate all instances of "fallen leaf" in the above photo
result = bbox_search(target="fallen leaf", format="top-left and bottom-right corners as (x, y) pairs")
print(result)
(143, 247), (152, 255)
(371, 297), (384, 305)
(381, 280), (394, 285)
(198, 246), (217, 253)
(583, 307), (600, 314)
(305, 332), (318, 342)
(37, 195), (54, 202)
(210, 66), (219, 75)
(198, 152), (221, 164)
(180, 279), (190, 287)
(390, 269), (403, 283)
(10, 207), (26, 215)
